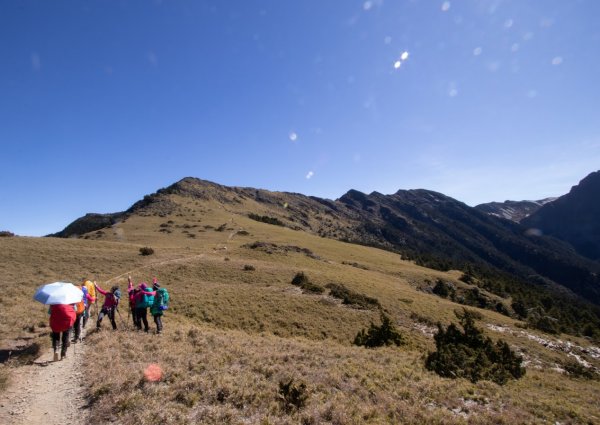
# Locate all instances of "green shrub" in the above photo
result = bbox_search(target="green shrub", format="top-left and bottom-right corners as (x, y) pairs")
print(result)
(292, 272), (309, 286)
(563, 360), (597, 380)
(354, 312), (404, 348)
(278, 379), (308, 412)
(432, 279), (454, 298)
(291, 272), (324, 294)
(248, 213), (284, 226)
(139, 247), (154, 256)
(425, 309), (525, 385)
(326, 283), (380, 309)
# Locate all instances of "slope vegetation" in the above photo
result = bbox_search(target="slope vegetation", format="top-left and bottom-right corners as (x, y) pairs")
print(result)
(2, 196), (599, 423)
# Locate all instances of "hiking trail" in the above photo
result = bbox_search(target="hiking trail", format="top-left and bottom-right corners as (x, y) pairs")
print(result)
(0, 332), (89, 425)
(0, 249), (223, 424)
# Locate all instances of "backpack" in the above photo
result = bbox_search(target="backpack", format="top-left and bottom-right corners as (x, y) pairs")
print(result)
(142, 292), (154, 308)
(155, 288), (170, 310)
(74, 286), (87, 315)
(83, 280), (96, 300)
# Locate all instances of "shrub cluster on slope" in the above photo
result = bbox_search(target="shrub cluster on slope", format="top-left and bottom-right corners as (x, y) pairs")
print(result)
(325, 283), (380, 309)
(353, 312), (404, 348)
(291, 272), (324, 294)
(248, 213), (285, 226)
(426, 309), (525, 385)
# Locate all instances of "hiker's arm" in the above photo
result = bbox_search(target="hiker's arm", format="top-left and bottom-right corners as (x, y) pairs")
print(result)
(95, 284), (108, 296)
(140, 290), (156, 296)
(128, 275), (133, 291)
(86, 293), (96, 303)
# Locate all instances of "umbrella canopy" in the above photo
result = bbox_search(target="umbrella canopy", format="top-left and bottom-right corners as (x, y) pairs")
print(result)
(33, 282), (83, 305)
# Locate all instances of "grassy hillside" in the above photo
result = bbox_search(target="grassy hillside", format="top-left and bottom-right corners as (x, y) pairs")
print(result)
(1, 201), (599, 423)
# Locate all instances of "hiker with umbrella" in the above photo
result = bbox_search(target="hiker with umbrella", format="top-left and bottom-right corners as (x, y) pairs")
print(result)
(34, 282), (82, 361)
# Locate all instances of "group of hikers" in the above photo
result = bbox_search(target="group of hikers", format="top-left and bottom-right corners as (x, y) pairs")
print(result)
(48, 275), (170, 361)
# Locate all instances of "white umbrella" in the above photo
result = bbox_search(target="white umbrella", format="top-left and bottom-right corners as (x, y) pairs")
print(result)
(33, 282), (83, 305)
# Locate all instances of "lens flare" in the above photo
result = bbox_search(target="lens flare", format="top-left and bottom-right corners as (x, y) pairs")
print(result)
(144, 363), (163, 382)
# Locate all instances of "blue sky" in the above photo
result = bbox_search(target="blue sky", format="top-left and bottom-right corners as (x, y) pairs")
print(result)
(1, 0), (599, 236)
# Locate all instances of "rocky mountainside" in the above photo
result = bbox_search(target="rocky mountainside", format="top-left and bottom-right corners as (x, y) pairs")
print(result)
(50, 176), (600, 311)
(475, 198), (556, 222)
(522, 170), (600, 261)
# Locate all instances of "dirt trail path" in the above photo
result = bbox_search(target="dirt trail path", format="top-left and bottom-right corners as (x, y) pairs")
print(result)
(0, 251), (221, 424)
(0, 335), (89, 425)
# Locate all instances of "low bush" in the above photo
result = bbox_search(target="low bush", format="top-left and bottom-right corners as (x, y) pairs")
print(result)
(432, 279), (454, 299)
(291, 272), (324, 294)
(425, 309), (525, 385)
(326, 283), (380, 309)
(278, 378), (308, 412)
(0, 231), (14, 237)
(139, 247), (154, 256)
(563, 360), (597, 380)
(354, 313), (404, 348)
(248, 213), (284, 226)
(244, 265), (255, 271)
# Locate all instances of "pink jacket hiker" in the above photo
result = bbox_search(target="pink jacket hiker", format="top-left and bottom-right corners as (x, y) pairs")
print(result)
(95, 285), (119, 309)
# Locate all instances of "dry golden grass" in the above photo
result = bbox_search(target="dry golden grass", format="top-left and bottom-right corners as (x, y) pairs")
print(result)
(1, 198), (599, 424)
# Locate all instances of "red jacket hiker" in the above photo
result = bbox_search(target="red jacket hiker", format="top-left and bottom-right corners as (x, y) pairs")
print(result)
(49, 304), (76, 333)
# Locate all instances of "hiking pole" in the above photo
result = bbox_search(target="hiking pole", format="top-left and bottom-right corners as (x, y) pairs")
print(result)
(116, 307), (127, 330)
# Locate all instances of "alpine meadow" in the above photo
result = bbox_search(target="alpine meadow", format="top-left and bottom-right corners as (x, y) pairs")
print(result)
(1, 177), (599, 424)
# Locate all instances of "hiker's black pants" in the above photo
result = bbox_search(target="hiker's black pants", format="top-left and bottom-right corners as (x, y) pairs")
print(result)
(73, 313), (83, 340)
(130, 307), (137, 327)
(51, 329), (71, 356)
(97, 307), (117, 330)
(153, 314), (163, 333)
(82, 305), (91, 328)
(136, 307), (149, 331)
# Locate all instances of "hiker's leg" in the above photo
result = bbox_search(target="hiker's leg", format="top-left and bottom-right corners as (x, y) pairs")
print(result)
(109, 308), (117, 330)
(140, 308), (149, 332)
(97, 308), (106, 329)
(83, 306), (90, 328)
(61, 331), (69, 358)
(73, 314), (82, 341)
(154, 314), (163, 333)
(130, 308), (137, 326)
(134, 308), (143, 330)
(51, 332), (59, 352)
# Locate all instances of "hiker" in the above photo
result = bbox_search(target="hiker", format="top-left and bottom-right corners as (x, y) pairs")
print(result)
(134, 282), (153, 332)
(127, 275), (138, 327)
(140, 277), (170, 334)
(94, 282), (121, 330)
(49, 303), (76, 361)
(73, 284), (95, 343)
(82, 278), (97, 328)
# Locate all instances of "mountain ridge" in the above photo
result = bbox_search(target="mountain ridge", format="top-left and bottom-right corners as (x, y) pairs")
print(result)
(48, 174), (600, 309)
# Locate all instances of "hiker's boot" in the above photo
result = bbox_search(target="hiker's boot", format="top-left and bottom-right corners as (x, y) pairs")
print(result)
(61, 351), (67, 360)
(53, 351), (59, 362)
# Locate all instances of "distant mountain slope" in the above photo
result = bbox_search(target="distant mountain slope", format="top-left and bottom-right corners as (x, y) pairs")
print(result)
(48, 212), (125, 238)
(50, 176), (600, 306)
(475, 198), (556, 222)
(522, 170), (600, 261)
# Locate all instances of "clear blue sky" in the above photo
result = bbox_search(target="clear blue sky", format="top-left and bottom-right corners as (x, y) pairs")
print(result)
(2, 0), (599, 236)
